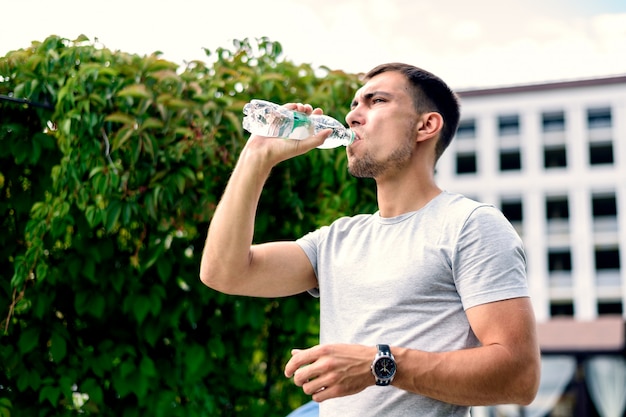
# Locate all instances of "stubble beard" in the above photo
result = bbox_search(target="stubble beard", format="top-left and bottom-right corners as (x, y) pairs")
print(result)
(347, 136), (415, 179)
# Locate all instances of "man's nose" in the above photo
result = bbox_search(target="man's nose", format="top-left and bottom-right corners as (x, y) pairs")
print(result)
(346, 107), (363, 126)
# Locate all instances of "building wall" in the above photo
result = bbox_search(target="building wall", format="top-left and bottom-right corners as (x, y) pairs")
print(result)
(436, 77), (626, 323)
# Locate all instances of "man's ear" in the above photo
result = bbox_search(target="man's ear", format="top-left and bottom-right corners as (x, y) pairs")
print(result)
(416, 112), (444, 143)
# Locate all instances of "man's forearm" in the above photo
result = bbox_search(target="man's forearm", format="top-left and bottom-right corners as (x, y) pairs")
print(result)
(393, 343), (539, 406)
(199, 146), (273, 292)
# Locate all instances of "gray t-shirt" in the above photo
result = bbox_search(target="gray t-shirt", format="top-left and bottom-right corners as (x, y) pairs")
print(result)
(296, 191), (529, 417)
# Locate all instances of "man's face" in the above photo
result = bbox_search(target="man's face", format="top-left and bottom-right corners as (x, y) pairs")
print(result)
(345, 71), (421, 179)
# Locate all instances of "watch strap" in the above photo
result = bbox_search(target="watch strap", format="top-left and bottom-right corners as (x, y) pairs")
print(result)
(377, 344), (391, 355)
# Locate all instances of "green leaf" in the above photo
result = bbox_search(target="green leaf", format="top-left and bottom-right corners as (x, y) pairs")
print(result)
(88, 165), (106, 179)
(39, 385), (61, 406)
(128, 371), (149, 398)
(75, 292), (105, 317)
(84, 205), (102, 228)
(111, 127), (134, 153)
(117, 84), (151, 99)
(82, 259), (96, 281)
(140, 356), (157, 377)
(81, 378), (104, 404)
(162, 98), (191, 110)
(184, 343), (206, 376)
(156, 257), (172, 281)
(28, 136), (42, 164)
(209, 338), (226, 359)
(112, 369), (133, 398)
(0, 398), (12, 417)
(104, 200), (122, 232)
(140, 117), (164, 130)
(104, 112), (136, 125)
(92, 171), (108, 195)
(174, 173), (185, 194)
(110, 272), (125, 294)
(17, 327), (39, 354)
(121, 202), (133, 225)
(16, 371), (31, 392)
(35, 262), (48, 281)
(143, 243), (165, 271)
(50, 332), (67, 362)
(131, 295), (151, 324)
(144, 191), (157, 219)
(142, 321), (160, 346)
(120, 359), (136, 379)
(74, 292), (89, 316)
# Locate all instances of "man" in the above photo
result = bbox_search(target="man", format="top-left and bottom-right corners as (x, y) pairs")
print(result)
(200, 63), (541, 416)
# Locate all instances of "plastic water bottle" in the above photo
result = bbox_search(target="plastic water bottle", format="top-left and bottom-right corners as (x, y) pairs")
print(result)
(242, 99), (355, 149)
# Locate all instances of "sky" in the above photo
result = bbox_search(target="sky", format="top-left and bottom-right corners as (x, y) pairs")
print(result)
(1, 0), (626, 90)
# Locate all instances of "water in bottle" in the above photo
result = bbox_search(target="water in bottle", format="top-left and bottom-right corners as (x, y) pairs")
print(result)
(242, 99), (355, 149)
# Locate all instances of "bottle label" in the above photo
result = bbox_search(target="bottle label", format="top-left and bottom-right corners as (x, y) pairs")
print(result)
(289, 112), (314, 139)
(292, 112), (310, 129)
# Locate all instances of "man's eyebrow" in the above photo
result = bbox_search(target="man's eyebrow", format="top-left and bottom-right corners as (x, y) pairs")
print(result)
(351, 91), (393, 108)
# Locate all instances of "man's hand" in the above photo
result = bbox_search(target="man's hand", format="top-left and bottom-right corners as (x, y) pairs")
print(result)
(284, 344), (377, 402)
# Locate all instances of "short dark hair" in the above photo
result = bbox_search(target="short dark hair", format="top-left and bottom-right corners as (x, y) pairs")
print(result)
(364, 63), (461, 162)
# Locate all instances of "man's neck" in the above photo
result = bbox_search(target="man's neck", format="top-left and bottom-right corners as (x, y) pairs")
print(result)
(375, 175), (442, 218)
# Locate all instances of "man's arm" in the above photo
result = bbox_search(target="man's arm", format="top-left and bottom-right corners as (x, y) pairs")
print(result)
(199, 104), (331, 297)
(394, 296), (541, 405)
(285, 296), (541, 406)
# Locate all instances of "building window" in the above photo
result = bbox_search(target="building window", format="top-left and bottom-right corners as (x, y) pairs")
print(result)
(592, 193), (618, 232)
(592, 193), (617, 217)
(546, 195), (569, 235)
(544, 146), (567, 168)
(456, 152), (477, 174)
(501, 198), (523, 236)
(499, 150), (521, 171)
(498, 114), (520, 136)
(501, 199), (523, 223)
(549, 249), (572, 272)
(548, 248), (573, 288)
(550, 302), (574, 317)
(598, 302), (623, 315)
(587, 107), (612, 129)
(546, 196), (569, 220)
(542, 111), (565, 132)
(589, 142), (614, 165)
(595, 247), (620, 270)
(595, 246), (621, 287)
(456, 119), (476, 139)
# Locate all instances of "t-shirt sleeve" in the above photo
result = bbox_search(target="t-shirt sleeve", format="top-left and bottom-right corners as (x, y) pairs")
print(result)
(296, 227), (325, 298)
(453, 205), (529, 310)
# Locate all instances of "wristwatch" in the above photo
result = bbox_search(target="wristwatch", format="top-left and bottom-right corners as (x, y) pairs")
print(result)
(371, 344), (397, 386)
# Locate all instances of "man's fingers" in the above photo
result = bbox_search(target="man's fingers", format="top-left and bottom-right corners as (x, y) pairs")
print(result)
(283, 103), (315, 114)
(285, 346), (321, 378)
(303, 129), (332, 148)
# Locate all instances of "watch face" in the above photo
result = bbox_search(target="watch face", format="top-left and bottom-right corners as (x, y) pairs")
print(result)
(374, 357), (396, 378)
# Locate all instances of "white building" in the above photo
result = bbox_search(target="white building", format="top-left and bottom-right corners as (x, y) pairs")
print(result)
(436, 75), (626, 417)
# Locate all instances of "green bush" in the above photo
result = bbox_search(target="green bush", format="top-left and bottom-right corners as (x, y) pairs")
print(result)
(0, 35), (376, 416)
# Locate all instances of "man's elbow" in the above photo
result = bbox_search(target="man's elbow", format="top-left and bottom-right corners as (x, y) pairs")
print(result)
(199, 264), (219, 290)
(513, 353), (541, 406)
(199, 259), (237, 294)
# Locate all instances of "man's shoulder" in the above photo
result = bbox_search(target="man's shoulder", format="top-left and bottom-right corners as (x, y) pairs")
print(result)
(426, 192), (509, 236)
(437, 191), (500, 219)
(437, 191), (488, 209)
(327, 212), (375, 229)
